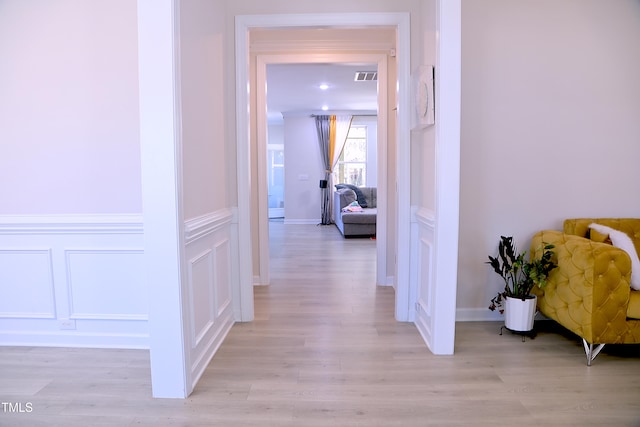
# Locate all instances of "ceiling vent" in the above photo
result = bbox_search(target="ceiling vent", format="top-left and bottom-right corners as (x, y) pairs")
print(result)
(354, 71), (377, 82)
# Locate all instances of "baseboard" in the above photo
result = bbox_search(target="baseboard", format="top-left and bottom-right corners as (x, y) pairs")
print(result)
(0, 331), (149, 349)
(378, 276), (395, 287)
(456, 308), (503, 322)
(253, 275), (269, 286)
(283, 219), (321, 225)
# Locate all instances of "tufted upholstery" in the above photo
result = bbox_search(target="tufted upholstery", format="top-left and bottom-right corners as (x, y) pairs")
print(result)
(531, 220), (640, 347)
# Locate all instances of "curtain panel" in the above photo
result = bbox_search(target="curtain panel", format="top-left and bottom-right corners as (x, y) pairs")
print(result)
(315, 115), (332, 225)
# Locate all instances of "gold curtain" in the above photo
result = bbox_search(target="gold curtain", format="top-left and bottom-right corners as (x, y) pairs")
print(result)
(328, 115), (337, 169)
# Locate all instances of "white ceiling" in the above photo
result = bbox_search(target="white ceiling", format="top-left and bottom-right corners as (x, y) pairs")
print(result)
(266, 63), (378, 122)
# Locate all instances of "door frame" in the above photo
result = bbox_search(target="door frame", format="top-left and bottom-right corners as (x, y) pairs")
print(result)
(255, 52), (389, 288)
(235, 13), (412, 321)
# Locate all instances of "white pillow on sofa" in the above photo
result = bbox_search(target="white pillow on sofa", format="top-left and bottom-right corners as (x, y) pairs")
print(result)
(589, 223), (640, 290)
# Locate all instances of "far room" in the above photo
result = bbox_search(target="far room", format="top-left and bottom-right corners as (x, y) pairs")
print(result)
(266, 63), (379, 238)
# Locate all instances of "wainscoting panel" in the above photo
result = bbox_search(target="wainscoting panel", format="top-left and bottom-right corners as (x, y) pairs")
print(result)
(0, 249), (55, 319)
(188, 248), (216, 347)
(413, 208), (435, 349)
(214, 239), (232, 318)
(184, 210), (235, 390)
(65, 249), (147, 320)
(0, 214), (148, 348)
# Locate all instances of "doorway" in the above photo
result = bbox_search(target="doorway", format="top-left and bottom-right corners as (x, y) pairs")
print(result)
(140, 5), (460, 399)
(256, 55), (389, 290)
(235, 14), (412, 324)
(266, 142), (284, 219)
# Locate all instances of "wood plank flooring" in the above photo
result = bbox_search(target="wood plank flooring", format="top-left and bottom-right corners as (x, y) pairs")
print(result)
(1, 222), (640, 426)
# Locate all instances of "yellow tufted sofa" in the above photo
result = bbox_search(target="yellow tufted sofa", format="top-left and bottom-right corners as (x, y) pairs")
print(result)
(531, 219), (640, 365)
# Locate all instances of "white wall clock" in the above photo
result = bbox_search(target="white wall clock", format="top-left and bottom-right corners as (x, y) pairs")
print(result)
(413, 65), (435, 129)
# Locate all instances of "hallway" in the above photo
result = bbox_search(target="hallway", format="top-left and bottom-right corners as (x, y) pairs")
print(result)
(1, 223), (639, 425)
(194, 221), (436, 424)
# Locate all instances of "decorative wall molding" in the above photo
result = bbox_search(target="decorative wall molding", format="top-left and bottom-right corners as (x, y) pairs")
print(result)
(184, 209), (234, 244)
(0, 214), (148, 348)
(0, 248), (56, 319)
(213, 239), (232, 318)
(188, 248), (216, 348)
(414, 207), (435, 227)
(0, 214), (144, 235)
(418, 237), (434, 317)
(64, 248), (147, 321)
(189, 305), (233, 392)
(183, 210), (235, 393)
(413, 206), (436, 352)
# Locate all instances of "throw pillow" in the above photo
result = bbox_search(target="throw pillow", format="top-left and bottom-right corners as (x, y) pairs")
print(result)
(589, 223), (640, 290)
(588, 228), (612, 245)
(335, 184), (368, 208)
(337, 188), (357, 207)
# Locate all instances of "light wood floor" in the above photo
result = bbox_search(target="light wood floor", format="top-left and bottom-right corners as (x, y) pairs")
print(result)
(2, 222), (640, 426)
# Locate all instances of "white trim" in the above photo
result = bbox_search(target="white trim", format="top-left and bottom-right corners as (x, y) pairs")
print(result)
(0, 214), (143, 235)
(393, 12), (412, 321)
(184, 210), (234, 244)
(0, 331), (149, 349)
(238, 12), (411, 28)
(256, 56), (270, 287)
(283, 219), (322, 225)
(456, 308), (503, 322)
(268, 208), (285, 219)
(414, 207), (436, 227)
(375, 54), (389, 287)
(137, 0), (189, 398)
(429, 0), (462, 355)
(234, 16), (255, 322)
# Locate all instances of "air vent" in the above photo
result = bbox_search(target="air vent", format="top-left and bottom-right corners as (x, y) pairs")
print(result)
(354, 71), (377, 81)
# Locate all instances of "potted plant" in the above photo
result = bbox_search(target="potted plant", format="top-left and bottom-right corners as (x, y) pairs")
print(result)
(487, 235), (557, 332)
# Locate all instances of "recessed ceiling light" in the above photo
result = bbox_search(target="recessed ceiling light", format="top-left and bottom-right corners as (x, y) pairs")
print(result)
(319, 84), (329, 90)
(321, 105), (328, 111)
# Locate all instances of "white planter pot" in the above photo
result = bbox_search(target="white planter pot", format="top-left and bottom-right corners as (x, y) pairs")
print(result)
(504, 295), (537, 332)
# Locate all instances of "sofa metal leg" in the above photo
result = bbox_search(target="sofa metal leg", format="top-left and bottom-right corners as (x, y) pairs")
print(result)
(582, 339), (605, 366)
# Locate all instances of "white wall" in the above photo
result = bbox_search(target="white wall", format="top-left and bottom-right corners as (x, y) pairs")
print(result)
(282, 115), (323, 223)
(0, 0), (141, 215)
(0, 1), (147, 348)
(177, 0), (236, 394)
(280, 115), (379, 223)
(458, 0), (640, 319)
(180, 0), (232, 219)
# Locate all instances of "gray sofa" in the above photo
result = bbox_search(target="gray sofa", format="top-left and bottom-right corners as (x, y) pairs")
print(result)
(333, 186), (377, 237)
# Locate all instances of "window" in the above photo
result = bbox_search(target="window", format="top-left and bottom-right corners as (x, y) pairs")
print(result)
(337, 126), (367, 186)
